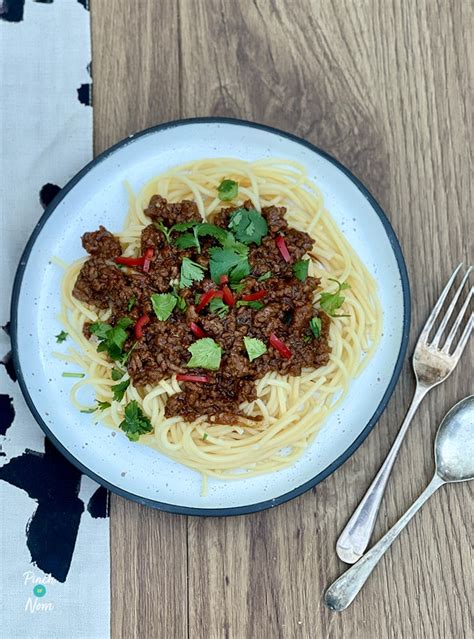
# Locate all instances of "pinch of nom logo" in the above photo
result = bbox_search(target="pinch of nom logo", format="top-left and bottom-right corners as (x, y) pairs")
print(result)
(23, 571), (57, 613)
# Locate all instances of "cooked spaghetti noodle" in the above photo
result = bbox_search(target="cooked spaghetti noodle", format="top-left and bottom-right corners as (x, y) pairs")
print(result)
(56, 158), (382, 485)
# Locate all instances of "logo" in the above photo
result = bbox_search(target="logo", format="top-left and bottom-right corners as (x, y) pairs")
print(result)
(23, 571), (55, 613)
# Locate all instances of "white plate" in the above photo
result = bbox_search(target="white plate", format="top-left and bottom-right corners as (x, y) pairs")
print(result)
(11, 118), (410, 515)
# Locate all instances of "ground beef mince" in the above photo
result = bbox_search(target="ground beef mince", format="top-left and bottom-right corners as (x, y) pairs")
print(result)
(72, 195), (332, 423)
(82, 225), (122, 258)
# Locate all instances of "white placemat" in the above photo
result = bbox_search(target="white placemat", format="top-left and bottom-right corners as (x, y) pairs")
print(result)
(0, 2), (110, 637)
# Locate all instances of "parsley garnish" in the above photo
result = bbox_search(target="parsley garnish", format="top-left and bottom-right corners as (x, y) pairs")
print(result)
(186, 338), (222, 370)
(228, 207), (268, 245)
(119, 400), (153, 442)
(55, 330), (68, 343)
(217, 179), (239, 201)
(319, 279), (351, 317)
(62, 372), (85, 378)
(151, 293), (177, 321)
(209, 246), (251, 284)
(293, 259), (309, 282)
(111, 379), (130, 401)
(243, 336), (267, 362)
(127, 295), (137, 311)
(208, 297), (229, 317)
(180, 257), (206, 288)
(97, 400), (111, 411)
(236, 300), (265, 310)
(121, 340), (138, 365)
(90, 318), (133, 361)
(174, 222), (230, 253)
(258, 271), (272, 282)
(230, 281), (246, 294)
(309, 317), (322, 339)
(175, 233), (200, 250)
(154, 221), (172, 242)
(111, 367), (125, 381)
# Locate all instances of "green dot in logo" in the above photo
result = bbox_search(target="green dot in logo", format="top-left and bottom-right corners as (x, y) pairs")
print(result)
(33, 584), (46, 598)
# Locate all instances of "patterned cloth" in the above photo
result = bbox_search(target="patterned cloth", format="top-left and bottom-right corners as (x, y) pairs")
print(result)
(0, 2), (110, 637)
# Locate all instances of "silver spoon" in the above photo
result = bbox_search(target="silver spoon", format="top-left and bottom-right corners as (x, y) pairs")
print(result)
(325, 395), (474, 611)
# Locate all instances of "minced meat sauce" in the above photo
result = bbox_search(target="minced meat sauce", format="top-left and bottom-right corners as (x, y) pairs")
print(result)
(73, 195), (331, 423)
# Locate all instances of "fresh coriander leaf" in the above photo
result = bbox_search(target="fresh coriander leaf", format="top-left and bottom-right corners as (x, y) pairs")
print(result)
(194, 293), (201, 305)
(328, 277), (351, 291)
(243, 336), (267, 362)
(208, 297), (229, 318)
(175, 232), (200, 250)
(236, 300), (265, 310)
(90, 321), (112, 340)
(62, 372), (85, 378)
(127, 295), (137, 311)
(180, 257), (206, 288)
(319, 280), (351, 316)
(170, 220), (201, 233)
(228, 207), (268, 245)
(151, 293), (177, 321)
(111, 367), (125, 381)
(116, 317), (134, 330)
(202, 432), (209, 441)
(209, 247), (251, 284)
(186, 337), (222, 370)
(119, 400), (153, 442)
(111, 378), (130, 401)
(97, 400), (111, 410)
(154, 221), (172, 242)
(230, 282), (246, 294)
(121, 340), (138, 365)
(55, 330), (68, 343)
(303, 335), (312, 343)
(258, 271), (272, 282)
(309, 317), (322, 339)
(217, 179), (239, 201)
(293, 259), (309, 282)
(80, 407), (96, 414)
(176, 295), (187, 312)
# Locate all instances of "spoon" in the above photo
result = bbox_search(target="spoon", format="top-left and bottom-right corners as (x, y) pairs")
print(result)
(325, 395), (474, 611)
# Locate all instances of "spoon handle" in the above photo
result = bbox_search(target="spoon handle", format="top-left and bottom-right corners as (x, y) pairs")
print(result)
(336, 384), (429, 563)
(325, 474), (444, 611)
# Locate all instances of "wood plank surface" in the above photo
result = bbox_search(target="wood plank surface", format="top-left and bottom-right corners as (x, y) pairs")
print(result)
(91, 1), (472, 637)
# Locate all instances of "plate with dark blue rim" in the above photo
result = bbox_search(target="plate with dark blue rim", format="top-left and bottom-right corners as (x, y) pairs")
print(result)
(11, 118), (410, 516)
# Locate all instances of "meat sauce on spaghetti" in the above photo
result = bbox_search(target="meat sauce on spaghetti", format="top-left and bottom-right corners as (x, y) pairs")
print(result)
(72, 195), (331, 423)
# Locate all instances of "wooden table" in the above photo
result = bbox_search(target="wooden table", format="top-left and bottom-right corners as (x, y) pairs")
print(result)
(91, 2), (472, 637)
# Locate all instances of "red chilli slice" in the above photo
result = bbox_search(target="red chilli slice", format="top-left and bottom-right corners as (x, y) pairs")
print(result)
(219, 274), (229, 285)
(134, 314), (150, 339)
(222, 285), (236, 306)
(275, 236), (291, 262)
(176, 374), (210, 383)
(142, 247), (154, 273)
(115, 256), (146, 267)
(189, 322), (206, 338)
(196, 289), (223, 313)
(269, 333), (292, 359)
(241, 290), (266, 302)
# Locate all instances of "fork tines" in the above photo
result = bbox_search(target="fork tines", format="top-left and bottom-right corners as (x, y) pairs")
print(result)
(418, 263), (473, 357)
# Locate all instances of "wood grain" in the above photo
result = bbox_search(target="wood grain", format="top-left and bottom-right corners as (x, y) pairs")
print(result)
(91, 1), (472, 637)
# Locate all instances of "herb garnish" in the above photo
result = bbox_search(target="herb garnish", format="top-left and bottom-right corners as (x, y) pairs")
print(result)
(217, 179), (238, 201)
(186, 338), (222, 370)
(55, 330), (68, 343)
(111, 378), (130, 401)
(319, 279), (351, 316)
(228, 207), (268, 245)
(209, 246), (251, 284)
(127, 295), (137, 311)
(180, 257), (206, 288)
(243, 336), (267, 362)
(151, 293), (177, 321)
(236, 300), (265, 310)
(258, 271), (272, 282)
(293, 259), (309, 282)
(208, 297), (229, 318)
(309, 317), (322, 339)
(62, 372), (85, 378)
(119, 400), (153, 441)
(111, 367), (125, 381)
(89, 317), (134, 360)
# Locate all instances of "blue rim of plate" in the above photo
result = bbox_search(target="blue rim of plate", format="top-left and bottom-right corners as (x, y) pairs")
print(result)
(10, 117), (411, 517)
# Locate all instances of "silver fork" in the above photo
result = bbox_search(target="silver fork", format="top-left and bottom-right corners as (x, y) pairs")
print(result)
(336, 263), (473, 564)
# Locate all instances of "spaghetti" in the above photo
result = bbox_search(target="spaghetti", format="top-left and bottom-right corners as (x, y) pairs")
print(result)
(56, 158), (382, 486)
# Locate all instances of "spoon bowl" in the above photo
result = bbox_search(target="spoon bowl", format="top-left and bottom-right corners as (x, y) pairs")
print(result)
(435, 395), (474, 482)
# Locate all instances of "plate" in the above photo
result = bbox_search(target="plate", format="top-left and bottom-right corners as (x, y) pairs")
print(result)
(11, 118), (410, 515)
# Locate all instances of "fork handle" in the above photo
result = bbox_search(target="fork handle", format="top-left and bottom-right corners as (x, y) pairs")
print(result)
(336, 384), (429, 563)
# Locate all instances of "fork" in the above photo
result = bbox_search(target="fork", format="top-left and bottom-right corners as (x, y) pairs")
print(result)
(336, 263), (473, 564)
